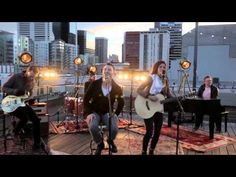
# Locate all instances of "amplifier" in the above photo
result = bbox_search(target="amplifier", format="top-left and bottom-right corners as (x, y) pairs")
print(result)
(27, 115), (49, 137)
(31, 102), (47, 116)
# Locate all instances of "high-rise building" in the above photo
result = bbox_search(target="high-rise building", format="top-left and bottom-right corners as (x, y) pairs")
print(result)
(139, 29), (170, 71)
(52, 22), (69, 43)
(155, 22), (182, 61)
(0, 30), (14, 64)
(95, 37), (108, 63)
(17, 35), (34, 56)
(17, 22), (54, 66)
(77, 30), (95, 55)
(49, 40), (65, 70)
(124, 32), (140, 69)
(108, 54), (119, 63)
(18, 22), (54, 42)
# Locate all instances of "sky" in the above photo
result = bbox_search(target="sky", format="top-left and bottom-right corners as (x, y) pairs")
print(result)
(1, 22), (236, 61)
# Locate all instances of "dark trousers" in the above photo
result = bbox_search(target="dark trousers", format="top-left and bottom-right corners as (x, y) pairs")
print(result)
(195, 112), (221, 130)
(195, 112), (221, 139)
(11, 105), (41, 146)
(142, 112), (163, 152)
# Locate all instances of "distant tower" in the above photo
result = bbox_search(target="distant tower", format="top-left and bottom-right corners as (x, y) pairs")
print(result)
(155, 22), (182, 61)
(124, 32), (140, 69)
(52, 22), (69, 43)
(95, 37), (108, 63)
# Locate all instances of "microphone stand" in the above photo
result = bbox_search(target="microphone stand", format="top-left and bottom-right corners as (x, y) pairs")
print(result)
(171, 91), (185, 155)
(107, 91), (113, 155)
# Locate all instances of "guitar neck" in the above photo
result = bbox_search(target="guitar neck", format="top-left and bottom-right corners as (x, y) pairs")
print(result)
(160, 97), (177, 104)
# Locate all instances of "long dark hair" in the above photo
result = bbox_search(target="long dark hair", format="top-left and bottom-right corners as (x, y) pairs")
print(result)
(151, 60), (166, 74)
(151, 60), (170, 96)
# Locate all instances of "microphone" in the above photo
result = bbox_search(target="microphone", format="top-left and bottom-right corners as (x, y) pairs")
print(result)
(162, 70), (166, 75)
(162, 70), (166, 79)
(105, 72), (111, 81)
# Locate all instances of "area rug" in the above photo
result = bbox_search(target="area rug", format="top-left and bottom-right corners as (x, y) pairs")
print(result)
(127, 124), (236, 152)
(49, 118), (131, 134)
(100, 133), (184, 155)
(0, 138), (48, 155)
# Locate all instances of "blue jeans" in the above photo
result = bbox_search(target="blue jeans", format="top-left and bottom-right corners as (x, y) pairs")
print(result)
(86, 112), (118, 145)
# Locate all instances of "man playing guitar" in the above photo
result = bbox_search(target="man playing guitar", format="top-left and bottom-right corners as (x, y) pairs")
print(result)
(2, 66), (42, 151)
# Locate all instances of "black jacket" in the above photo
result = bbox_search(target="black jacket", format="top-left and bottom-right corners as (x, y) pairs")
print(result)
(2, 71), (34, 96)
(83, 78), (124, 118)
(197, 84), (218, 99)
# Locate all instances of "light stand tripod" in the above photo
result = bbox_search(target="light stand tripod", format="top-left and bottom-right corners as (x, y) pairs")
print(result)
(178, 69), (191, 96)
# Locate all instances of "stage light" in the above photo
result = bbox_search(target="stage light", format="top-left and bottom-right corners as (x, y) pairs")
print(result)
(19, 52), (33, 64)
(73, 57), (83, 65)
(88, 65), (97, 75)
(180, 58), (191, 70)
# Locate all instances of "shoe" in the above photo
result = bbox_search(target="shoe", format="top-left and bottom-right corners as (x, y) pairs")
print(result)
(107, 140), (118, 153)
(193, 126), (199, 132)
(149, 149), (154, 155)
(141, 151), (147, 155)
(215, 127), (221, 133)
(95, 142), (104, 155)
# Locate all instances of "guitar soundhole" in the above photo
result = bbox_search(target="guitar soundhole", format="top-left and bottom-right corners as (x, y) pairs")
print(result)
(146, 101), (150, 110)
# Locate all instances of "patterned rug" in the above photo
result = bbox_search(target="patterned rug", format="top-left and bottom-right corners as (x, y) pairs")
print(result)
(127, 124), (236, 152)
(0, 137), (49, 155)
(99, 133), (184, 155)
(49, 118), (131, 134)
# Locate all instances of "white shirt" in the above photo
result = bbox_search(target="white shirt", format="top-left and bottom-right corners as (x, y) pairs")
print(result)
(203, 87), (211, 99)
(102, 84), (111, 96)
(149, 74), (164, 95)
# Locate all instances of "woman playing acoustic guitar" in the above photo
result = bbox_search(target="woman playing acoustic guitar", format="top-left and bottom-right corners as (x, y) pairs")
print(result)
(137, 60), (172, 155)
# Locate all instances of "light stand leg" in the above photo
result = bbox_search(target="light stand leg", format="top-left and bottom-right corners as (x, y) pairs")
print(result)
(176, 111), (181, 155)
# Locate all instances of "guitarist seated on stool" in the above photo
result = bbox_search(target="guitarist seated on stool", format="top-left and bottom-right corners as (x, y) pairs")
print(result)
(137, 60), (172, 155)
(2, 66), (41, 151)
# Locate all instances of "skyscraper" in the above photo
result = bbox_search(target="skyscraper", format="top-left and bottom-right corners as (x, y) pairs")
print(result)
(95, 37), (108, 63)
(155, 22), (182, 61)
(18, 22), (54, 42)
(17, 22), (54, 66)
(0, 30), (14, 64)
(52, 22), (69, 43)
(139, 29), (170, 70)
(124, 32), (140, 69)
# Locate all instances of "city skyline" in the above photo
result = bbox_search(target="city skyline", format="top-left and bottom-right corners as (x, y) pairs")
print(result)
(1, 22), (236, 61)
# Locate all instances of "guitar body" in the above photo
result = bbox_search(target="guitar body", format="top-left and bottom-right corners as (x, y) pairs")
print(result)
(134, 94), (165, 119)
(1, 95), (28, 113)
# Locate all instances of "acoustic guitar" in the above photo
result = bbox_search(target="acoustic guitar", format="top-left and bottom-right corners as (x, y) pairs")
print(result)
(134, 92), (195, 119)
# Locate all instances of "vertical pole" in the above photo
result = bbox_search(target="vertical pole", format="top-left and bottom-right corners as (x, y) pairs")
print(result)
(192, 22), (199, 91)
(129, 70), (133, 125)
(37, 75), (40, 102)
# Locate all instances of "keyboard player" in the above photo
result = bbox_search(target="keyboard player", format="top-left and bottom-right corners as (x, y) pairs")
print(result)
(193, 75), (221, 135)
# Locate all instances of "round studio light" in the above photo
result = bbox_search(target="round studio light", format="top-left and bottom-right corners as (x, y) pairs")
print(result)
(73, 57), (83, 65)
(180, 59), (191, 70)
(19, 52), (33, 64)
(88, 65), (97, 74)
